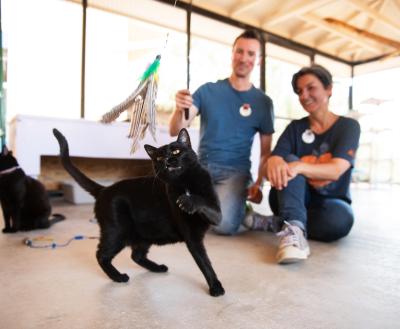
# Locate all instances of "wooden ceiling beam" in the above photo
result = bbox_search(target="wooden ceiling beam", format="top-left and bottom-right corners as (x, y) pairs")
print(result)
(229, 0), (262, 16)
(325, 18), (400, 49)
(393, 0), (400, 13)
(261, 0), (334, 27)
(343, 0), (385, 37)
(336, 42), (359, 55)
(315, 35), (342, 47)
(350, 48), (364, 61)
(290, 22), (315, 38)
(377, 0), (388, 12)
(343, 0), (400, 32)
(302, 13), (382, 53)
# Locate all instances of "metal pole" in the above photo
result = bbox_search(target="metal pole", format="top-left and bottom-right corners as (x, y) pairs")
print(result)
(349, 65), (354, 110)
(186, 1), (191, 92)
(0, 1), (5, 148)
(80, 0), (87, 118)
(260, 32), (266, 92)
(184, 0), (192, 120)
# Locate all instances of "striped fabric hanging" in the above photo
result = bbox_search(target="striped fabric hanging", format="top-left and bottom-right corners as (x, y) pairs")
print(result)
(100, 55), (160, 153)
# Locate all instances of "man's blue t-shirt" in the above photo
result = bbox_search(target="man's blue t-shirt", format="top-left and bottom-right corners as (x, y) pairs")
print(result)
(192, 79), (274, 173)
(272, 116), (361, 203)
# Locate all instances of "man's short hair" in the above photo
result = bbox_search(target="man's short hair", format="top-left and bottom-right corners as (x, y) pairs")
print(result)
(291, 65), (333, 94)
(233, 29), (263, 47)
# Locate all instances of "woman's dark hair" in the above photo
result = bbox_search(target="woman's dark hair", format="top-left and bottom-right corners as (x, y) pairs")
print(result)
(291, 65), (333, 94)
(233, 29), (263, 47)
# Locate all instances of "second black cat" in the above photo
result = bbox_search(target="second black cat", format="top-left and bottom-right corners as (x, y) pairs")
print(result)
(0, 146), (65, 233)
(53, 128), (224, 297)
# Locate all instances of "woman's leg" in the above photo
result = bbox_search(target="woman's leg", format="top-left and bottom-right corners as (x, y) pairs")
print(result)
(307, 197), (354, 242)
(268, 155), (311, 263)
(268, 155), (310, 231)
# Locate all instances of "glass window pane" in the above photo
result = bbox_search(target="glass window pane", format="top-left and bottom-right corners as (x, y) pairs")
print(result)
(314, 55), (351, 78)
(190, 37), (233, 91)
(3, 0), (82, 121)
(266, 43), (310, 120)
(85, 4), (186, 123)
(190, 15), (252, 90)
(88, 0), (186, 33)
(265, 56), (304, 148)
(265, 57), (304, 119)
(267, 43), (310, 67)
(353, 68), (400, 183)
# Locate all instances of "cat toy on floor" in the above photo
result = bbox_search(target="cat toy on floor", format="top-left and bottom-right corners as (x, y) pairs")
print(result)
(100, 54), (161, 153)
(23, 235), (98, 249)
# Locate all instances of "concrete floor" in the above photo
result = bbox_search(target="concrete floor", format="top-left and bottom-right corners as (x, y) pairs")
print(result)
(0, 185), (399, 329)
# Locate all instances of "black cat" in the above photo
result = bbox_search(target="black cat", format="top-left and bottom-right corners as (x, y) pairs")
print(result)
(53, 128), (225, 297)
(0, 146), (65, 233)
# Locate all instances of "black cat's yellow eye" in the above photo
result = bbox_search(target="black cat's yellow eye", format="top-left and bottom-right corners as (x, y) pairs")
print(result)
(172, 149), (180, 155)
(156, 156), (164, 161)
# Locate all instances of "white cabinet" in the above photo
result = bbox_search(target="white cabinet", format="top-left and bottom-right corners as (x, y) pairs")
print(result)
(8, 115), (199, 177)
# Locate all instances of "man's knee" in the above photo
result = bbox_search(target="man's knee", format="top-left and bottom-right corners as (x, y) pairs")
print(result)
(212, 222), (239, 235)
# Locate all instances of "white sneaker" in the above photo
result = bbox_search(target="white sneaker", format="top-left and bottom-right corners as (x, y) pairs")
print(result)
(276, 222), (310, 264)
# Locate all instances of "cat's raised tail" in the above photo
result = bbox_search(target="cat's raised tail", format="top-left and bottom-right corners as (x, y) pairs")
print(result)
(53, 129), (103, 198)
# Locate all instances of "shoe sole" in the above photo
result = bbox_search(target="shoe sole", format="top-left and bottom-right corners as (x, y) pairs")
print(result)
(277, 246), (310, 264)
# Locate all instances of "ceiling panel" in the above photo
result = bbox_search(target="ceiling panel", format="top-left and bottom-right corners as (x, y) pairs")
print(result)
(76, 0), (400, 65)
(178, 0), (400, 64)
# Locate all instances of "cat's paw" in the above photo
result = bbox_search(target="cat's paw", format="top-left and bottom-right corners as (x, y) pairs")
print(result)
(113, 273), (130, 283)
(209, 281), (225, 297)
(176, 194), (196, 214)
(2, 227), (17, 233)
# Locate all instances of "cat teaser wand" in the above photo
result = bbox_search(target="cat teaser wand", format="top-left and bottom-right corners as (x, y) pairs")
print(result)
(100, 1), (187, 152)
(100, 55), (161, 153)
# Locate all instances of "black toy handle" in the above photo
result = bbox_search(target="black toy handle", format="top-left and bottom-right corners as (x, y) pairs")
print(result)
(184, 108), (189, 120)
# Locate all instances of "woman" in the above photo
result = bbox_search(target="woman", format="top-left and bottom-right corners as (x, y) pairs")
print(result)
(263, 65), (360, 264)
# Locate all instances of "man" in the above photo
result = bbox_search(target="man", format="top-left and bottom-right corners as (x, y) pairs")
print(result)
(169, 30), (274, 235)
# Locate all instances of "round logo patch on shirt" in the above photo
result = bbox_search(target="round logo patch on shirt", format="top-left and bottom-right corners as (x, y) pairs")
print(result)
(239, 103), (252, 117)
(302, 129), (315, 144)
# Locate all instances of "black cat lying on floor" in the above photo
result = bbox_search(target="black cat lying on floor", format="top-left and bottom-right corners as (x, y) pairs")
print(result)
(0, 146), (65, 233)
(53, 128), (225, 297)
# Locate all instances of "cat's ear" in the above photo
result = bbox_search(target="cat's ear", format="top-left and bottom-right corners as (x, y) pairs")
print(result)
(177, 128), (191, 148)
(1, 145), (9, 156)
(144, 144), (157, 159)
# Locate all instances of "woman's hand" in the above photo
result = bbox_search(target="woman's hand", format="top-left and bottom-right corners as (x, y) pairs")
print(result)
(287, 161), (302, 179)
(265, 156), (294, 190)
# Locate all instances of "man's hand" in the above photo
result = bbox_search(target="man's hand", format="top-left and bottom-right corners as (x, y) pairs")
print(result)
(170, 89), (196, 136)
(247, 183), (263, 204)
(175, 89), (193, 111)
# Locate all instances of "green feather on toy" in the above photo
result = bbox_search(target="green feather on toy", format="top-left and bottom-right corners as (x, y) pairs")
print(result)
(140, 55), (160, 81)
